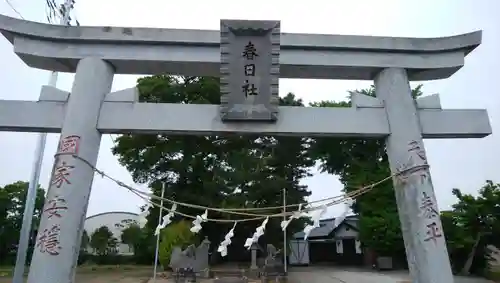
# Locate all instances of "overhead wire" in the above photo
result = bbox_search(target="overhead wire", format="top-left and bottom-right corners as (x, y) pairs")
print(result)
(4, 0), (24, 19)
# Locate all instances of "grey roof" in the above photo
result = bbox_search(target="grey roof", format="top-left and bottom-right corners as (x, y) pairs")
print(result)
(85, 211), (139, 221)
(292, 215), (358, 239)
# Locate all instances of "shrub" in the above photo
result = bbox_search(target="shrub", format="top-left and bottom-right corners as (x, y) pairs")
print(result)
(158, 220), (196, 269)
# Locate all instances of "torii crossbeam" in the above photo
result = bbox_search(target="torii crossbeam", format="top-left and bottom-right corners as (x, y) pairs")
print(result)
(0, 15), (492, 283)
(0, 85), (491, 137)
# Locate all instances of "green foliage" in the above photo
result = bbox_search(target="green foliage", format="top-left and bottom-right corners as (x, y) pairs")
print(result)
(442, 180), (500, 275)
(310, 85), (423, 259)
(358, 210), (403, 257)
(451, 181), (500, 240)
(81, 229), (90, 251)
(131, 227), (157, 264)
(89, 226), (118, 256)
(111, 75), (312, 259)
(0, 181), (45, 264)
(77, 229), (91, 265)
(120, 224), (142, 254)
(158, 220), (196, 268)
(109, 75), (499, 277)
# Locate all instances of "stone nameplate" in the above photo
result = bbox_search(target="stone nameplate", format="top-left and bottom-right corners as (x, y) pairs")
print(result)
(220, 19), (280, 122)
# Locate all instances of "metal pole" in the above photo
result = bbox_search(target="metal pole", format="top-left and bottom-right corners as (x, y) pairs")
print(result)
(153, 183), (166, 282)
(283, 188), (287, 273)
(12, 2), (73, 283)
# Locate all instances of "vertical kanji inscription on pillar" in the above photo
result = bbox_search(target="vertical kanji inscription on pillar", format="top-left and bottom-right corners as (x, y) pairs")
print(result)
(36, 224), (62, 256)
(43, 196), (69, 219)
(33, 135), (81, 258)
(396, 140), (429, 185)
(58, 135), (81, 155)
(51, 160), (74, 188)
(36, 194), (70, 256)
(220, 19), (280, 121)
(420, 192), (443, 244)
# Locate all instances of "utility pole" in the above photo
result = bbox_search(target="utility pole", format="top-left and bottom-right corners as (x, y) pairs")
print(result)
(12, 2), (74, 283)
(153, 183), (166, 282)
(283, 188), (287, 273)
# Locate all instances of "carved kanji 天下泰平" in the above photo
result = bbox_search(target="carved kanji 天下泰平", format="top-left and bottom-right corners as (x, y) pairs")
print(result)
(423, 222), (442, 244)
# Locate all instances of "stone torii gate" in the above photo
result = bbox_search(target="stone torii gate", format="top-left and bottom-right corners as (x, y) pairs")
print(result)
(0, 15), (492, 283)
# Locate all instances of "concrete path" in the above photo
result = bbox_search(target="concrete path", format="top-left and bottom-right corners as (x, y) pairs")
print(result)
(288, 267), (495, 283)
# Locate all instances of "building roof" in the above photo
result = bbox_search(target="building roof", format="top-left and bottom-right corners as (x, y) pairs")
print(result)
(293, 215), (358, 239)
(85, 211), (139, 221)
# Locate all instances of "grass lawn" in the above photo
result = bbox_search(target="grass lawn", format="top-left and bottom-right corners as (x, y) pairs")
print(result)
(0, 265), (152, 283)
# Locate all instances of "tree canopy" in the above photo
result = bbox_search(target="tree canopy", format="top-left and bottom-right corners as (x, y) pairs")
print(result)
(112, 76), (313, 260)
(120, 223), (142, 254)
(309, 86), (423, 260)
(89, 226), (118, 256)
(443, 180), (500, 275)
(0, 181), (45, 264)
(81, 229), (89, 251)
(109, 75), (498, 276)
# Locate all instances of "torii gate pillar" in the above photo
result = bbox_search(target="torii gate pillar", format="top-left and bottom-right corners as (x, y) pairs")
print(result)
(0, 14), (491, 283)
(26, 58), (114, 283)
(376, 68), (453, 283)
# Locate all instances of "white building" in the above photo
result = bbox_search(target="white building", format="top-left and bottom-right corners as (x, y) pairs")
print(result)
(84, 211), (140, 255)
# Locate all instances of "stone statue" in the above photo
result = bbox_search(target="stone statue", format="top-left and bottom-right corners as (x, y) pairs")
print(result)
(169, 238), (211, 273)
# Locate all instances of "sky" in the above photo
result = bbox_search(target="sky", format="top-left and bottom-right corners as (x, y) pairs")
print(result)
(0, 0), (498, 219)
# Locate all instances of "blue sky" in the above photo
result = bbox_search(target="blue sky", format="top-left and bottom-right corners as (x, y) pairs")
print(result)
(0, 0), (498, 218)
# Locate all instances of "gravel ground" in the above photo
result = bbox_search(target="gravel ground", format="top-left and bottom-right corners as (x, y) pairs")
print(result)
(0, 265), (152, 283)
(288, 266), (496, 283)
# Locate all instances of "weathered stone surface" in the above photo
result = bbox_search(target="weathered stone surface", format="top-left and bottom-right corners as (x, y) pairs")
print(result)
(0, 15), (482, 80)
(169, 239), (211, 273)
(259, 244), (285, 283)
(220, 19), (280, 122)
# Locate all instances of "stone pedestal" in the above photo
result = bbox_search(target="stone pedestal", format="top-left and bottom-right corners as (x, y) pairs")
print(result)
(250, 243), (258, 270)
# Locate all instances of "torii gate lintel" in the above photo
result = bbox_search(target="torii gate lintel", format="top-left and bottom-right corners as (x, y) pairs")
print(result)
(0, 85), (491, 138)
(0, 15), (492, 283)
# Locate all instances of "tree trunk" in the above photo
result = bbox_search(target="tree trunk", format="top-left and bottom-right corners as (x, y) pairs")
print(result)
(460, 233), (482, 275)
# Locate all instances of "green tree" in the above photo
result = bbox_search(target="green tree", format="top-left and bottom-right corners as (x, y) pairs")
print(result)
(158, 220), (196, 268)
(132, 226), (157, 264)
(77, 229), (90, 265)
(441, 210), (474, 272)
(445, 180), (500, 275)
(81, 229), (89, 251)
(0, 181), (45, 264)
(121, 223), (142, 254)
(219, 93), (314, 249)
(112, 76), (230, 239)
(111, 76), (313, 260)
(310, 86), (423, 262)
(90, 226), (118, 256)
